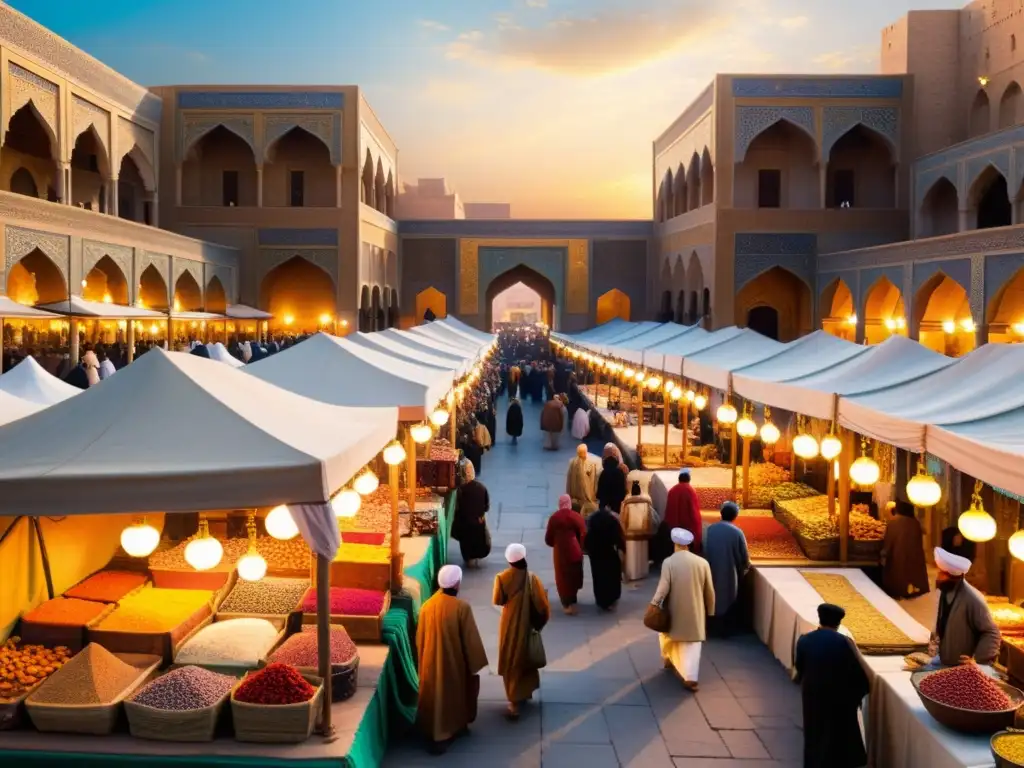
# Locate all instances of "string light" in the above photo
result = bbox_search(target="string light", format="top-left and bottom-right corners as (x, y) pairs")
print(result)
(383, 440), (407, 466)
(236, 514), (267, 582)
(906, 460), (941, 508)
(184, 519), (223, 571)
(759, 406), (780, 445)
(957, 480), (994, 543)
(410, 423), (433, 444)
(354, 469), (380, 496)
(332, 488), (362, 518)
(849, 438), (880, 487)
(120, 518), (160, 557)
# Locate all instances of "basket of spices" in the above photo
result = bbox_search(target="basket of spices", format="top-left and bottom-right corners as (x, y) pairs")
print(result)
(230, 662), (323, 743)
(25, 643), (161, 735)
(19, 597), (117, 652)
(323, 543), (392, 592)
(0, 638), (73, 730)
(63, 570), (149, 604)
(125, 665), (237, 742)
(912, 665), (1024, 734)
(217, 576), (309, 622)
(174, 617), (283, 674)
(265, 625), (359, 701)
(299, 586), (390, 642)
(994, 730), (1024, 767)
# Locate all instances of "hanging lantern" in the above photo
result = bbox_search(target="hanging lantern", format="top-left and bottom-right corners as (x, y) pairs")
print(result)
(760, 415), (780, 445)
(670, 387), (683, 401)
(956, 480), (994, 543)
(646, 376), (662, 391)
(332, 488), (362, 518)
(623, 368), (636, 379)
(849, 439), (880, 487)
(353, 469), (380, 496)
(120, 518), (160, 558)
(664, 380), (676, 392)
(820, 433), (843, 461)
(693, 394), (707, 410)
(906, 463), (942, 508)
(736, 410), (757, 439)
(685, 389), (696, 403)
(383, 440), (407, 466)
(1009, 530), (1024, 561)
(184, 520), (224, 571)
(792, 433), (820, 460)
(717, 403), (737, 425)
(634, 371), (646, 382)
(410, 423), (433, 444)
(236, 515), (267, 582)
(265, 504), (299, 540)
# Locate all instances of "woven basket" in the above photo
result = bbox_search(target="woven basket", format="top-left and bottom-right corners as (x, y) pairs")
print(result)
(18, 601), (117, 653)
(172, 616), (286, 674)
(792, 530), (840, 562)
(230, 673), (323, 743)
(0, 679), (45, 731)
(25, 652), (162, 735)
(301, 591), (391, 642)
(124, 687), (231, 742)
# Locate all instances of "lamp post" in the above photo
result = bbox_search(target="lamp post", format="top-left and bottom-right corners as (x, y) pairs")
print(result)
(383, 440), (406, 594)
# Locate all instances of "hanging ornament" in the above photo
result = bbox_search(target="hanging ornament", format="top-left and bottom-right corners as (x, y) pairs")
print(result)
(905, 461), (942, 508)
(184, 519), (224, 571)
(265, 505), (299, 540)
(717, 402), (738, 425)
(820, 431), (843, 461)
(759, 406), (780, 445)
(849, 438), (880, 487)
(120, 518), (160, 558)
(957, 480), (995, 543)
(736, 403), (757, 439)
(236, 514), (268, 582)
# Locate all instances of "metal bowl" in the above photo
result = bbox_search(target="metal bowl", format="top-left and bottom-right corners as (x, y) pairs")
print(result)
(911, 669), (1024, 735)
(992, 730), (1024, 767)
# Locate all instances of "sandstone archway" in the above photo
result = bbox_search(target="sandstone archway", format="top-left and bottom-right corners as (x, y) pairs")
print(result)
(182, 125), (257, 207)
(595, 289), (631, 325)
(2, 103), (59, 200)
(138, 264), (169, 310)
(820, 277), (855, 340)
(485, 264), (556, 330)
(6, 248), (66, 305)
(259, 255), (335, 334)
(206, 275), (228, 314)
(416, 287), (447, 322)
(863, 276), (907, 344)
(913, 272), (973, 356)
(735, 267), (811, 341)
(919, 177), (959, 238)
(82, 255), (129, 305)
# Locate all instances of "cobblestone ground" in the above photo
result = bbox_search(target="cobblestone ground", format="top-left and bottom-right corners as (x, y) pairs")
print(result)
(384, 397), (804, 768)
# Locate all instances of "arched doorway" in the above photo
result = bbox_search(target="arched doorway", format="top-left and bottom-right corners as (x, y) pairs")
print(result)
(970, 89), (991, 138)
(662, 170), (675, 221)
(700, 148), (714, 206)
(70, 126), (109, 210)
(595, 289), (631, 325)
(673, 164), (686, 217)
(914, 273), (974, 356)
(735, 120), (819, 208)
(2, 103), (58, 200)
(259, 256), (335, 334)
(919, 178), (959, 237)
(735, 267), (812, 341)
(671, 255), (685, 322)
(206, 276), (227, 314)
(986, 268), (1024, 343)
(1000, 82), (1023, 129)
(174, 272), (202, 312)
(82, 255), (129, 305)
(6, 248), (66, 305)
(415, 287), (447, 322)
(138, 265), (169, 310)
(360, 151), (374, 206)
(264, 127), (334, 207)
(9, 167), (38, 197)
(971, 166), (1012, 229)
(485, 265), (556, 330)
(820, 278), (855, 339)
(686, 252), (704, 325)
(863, 276), (907, 344)
(686, 153), (701, 211)
(387, 289), (399, 328)
(491, 281), (543, 327)
(182, 125), (257, 207)
(826, 124), (895, 208)
(371, 286), (384, 331)
(118, 152), (154, 223)
(359, 285), (372, 331)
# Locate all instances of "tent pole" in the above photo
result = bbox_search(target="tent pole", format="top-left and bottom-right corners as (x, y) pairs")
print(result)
(406, 430), (417, 536)
(741, 437), (752, 508)
(389, 462), (401, 594)
(449, 398), (456, 446)
(681, 400), (690, 465)
(635, 381), (643, 461)
(839, 431), (853, 564)
(316, 553), (334, 737)
(30, 517), (55, 600)
(730, 421), (738, 498)
(0, 516), (24, 549)
(662, 396), (670, 467)
(127, 321), (135, 363)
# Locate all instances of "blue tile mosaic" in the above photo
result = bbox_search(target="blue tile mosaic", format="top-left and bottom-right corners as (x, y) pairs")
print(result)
(178, 91), (344, 110)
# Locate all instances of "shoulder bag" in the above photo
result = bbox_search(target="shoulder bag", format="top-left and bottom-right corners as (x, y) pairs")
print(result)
(522, 572), (548, 669)
(644, 599), (671, 633)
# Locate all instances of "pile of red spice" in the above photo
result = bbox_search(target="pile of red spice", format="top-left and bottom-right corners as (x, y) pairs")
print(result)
(64, 571), (148, 603)
(300, 587), (385, 616)
(339, 532), (386, 547)
(233, 663), (315, 705)
(919, 664), (1013, 711)
(269, 625), (357, 668)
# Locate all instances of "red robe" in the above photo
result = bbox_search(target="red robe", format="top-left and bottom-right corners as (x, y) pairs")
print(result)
(664, 481), (702, 554)
(545, 508), (587, 603)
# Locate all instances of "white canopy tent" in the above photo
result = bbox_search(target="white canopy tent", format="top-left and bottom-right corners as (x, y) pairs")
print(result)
(678, 329), (787, 390)
(0, 388), (44, 425)
(438, 316), (494, 344)
(409, 322), (489, 356)
(226, 304), (273, 320)
(591, 323), (698, 361)
(643, 327), (744, 379)
(928, 409), (1024, 498)
(346, 332), (466, 375)
(171, 311), (226, 322)
(0, 296), (60, 319)
(0, 348), (398, 558)
(206, 342), (244, 368)
(579, 322), (663, 351)
(37, 295), (166, 320)
(381, 328), (477, 367)
(555, 319), (634, 344)
(247, 332), (455, 420)
(0, 356), (80, 406)
(429, 319), (496, 349)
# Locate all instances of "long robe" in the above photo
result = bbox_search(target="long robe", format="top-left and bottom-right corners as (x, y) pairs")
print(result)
(795, 627), (869, 768)
(545, 508), (586, 605)
(586, 508), (625, 609)
(596, 457), (627, 514)
(663, 481), (703, 554)
(494, 567), (551, 703)
(881, 513), (930, 599)
(621, 494), (656, 581)
(704, 521), (750, 617)
(453, 480), (492, 562)
(506, 403), (524, 437)
(416, 592), (489, 743)
(653, 550), (715, 641)
(935, 580), (1001, 666)
(566, 456), (599, 516)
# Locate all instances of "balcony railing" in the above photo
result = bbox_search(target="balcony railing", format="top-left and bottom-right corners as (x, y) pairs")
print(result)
(819, 222), (1024, 268)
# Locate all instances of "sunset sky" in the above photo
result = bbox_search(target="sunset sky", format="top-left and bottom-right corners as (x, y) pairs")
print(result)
(9, 0), (964, 219)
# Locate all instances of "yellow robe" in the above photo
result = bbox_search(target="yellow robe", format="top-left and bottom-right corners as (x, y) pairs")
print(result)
(493, 567), (551, 703)
(416, 592), (489, 742)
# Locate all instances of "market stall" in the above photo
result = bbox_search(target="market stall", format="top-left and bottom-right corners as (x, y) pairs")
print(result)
(0, 356), (80, 405)
(347, 331), (471, 376)
(36, 295), (168, 364)
(0, 297), (61, 368)
(408, 322), (489, 358)
(225, 305), (272, 343)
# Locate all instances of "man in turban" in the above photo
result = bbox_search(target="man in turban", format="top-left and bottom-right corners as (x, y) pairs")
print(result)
(565, 444), (599, 517)
(416, 564), (488, 754)
(932, 547), (1000, 666)
(657, 469), (702, 563)
(651, 528), (715, 691)
(704, 501), (750, 636)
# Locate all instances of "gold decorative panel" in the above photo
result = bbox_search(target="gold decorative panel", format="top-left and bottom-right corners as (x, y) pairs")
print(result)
(459, 239), (479, 315)
(567, 239), (588, 314)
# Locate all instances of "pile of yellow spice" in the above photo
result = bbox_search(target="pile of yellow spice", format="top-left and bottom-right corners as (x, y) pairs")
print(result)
(94, 586), (213, 632)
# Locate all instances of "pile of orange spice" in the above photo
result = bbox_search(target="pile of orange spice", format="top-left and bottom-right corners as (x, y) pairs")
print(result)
(22, 598), (109, 626)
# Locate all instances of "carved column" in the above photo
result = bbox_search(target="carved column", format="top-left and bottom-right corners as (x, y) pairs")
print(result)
(109, 177), (119, 216)
(257, 166), (264, 208)
(149, 194), (159, 227)
(58, 162), (71, 205)
(335, 165), (342, 208)
(958, 208), (970, 233)
(175, 165), (183, 206)
(819, 164), (827, 208)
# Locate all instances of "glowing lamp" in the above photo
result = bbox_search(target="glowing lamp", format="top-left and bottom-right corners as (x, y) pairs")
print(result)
(685, 389), (695, 403)
(820, 433), (842, 461)
(942, 320), (956, 334)
(284, 315), (295, 326)
(958, 508), (996, 543)
(383, 440), (407, 466)
(319, 313), (332, 326)
(664, 380), (676, 392)
(694, 394), (707, 410)
(354, 469), (380, 496)
(736, 416), (757, 439)
(410, 423), (433, 444)
(849, 456), (880, 487)
(717, 403), (738, 425)
(646, 376), (662, 391)
(102, 293), (113, 304)
(760, 421), (780, 445)
(237, 551), (268, 582)
(884, 318), (896, 330)
(670, 387), (683, 400)
(173, 298), (182, 312)
(623, 368), (636, 379)
(120, 520), (160, 558)
(792, 433), (820, 460)
(595, 357), (606, 367)
(634, 371), (645, 382)
(430, 407), (450, 427)
(960, 317), (976, 333)
(846, 313), (857, 326)
(906, 469), (941, 508)
(184, 523), (223, 571)
(332, 488), (362, 518)
(1010, 530), (1024, 561)
(265, 505), (299, 540)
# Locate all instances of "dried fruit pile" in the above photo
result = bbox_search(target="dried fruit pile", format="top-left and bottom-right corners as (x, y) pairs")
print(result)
(269, 625), (358, 668)
(131, 665), (236, 711)
(800, 572), (918, 649)
(777, 497), (887, 542)
(22, 597), (109, 626)
(746, 463), (791, 486)
(429, 440), (458, 462)
(918, 663), (1013, 711)
(64, 571), (148, 603)
(300, 587), (385, 616)
(0, 638), (71, 699)
(771, 483), (821, 502)
(219, 577), (309, 616)
(695, 487), (736, 511)
(149, 537), (311, 574)
(729, 517), (804, 560)
(234, 663), (315, 705)
(990, 603), (1024, 635)
(95, 586), (213, 632)
(175, 618), (279, 667)
(992, 731), (1024, 763)
(30, 643), (140, 705)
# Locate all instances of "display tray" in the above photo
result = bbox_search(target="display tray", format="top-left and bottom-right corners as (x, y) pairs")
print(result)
(63, 571), (150, 605)
(300, 591), (391, 642)
(171, 615), (287, 674)
(318, 558), (392, 593)
(0, 678), (45, 731)
(149, 568), (233, 592)
(17, 600), (118, 653)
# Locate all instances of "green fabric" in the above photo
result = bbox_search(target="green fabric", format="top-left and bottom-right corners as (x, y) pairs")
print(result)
(402, 491), (454, 617)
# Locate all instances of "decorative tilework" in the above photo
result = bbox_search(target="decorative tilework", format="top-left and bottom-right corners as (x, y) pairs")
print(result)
(9, 63), (58, 93)
(734, 107), (815, 162)
(970, 253), (985, 323)
(119, 118), (157, 179)
(258, 228), (338, 247)
(459, 240), (480, 316)
(820, 227), (1024, 269)
(180, 116), (256, 158)
(821, 107), (899, 160)
(735, 233), (817, 256)
(731, 77), (903, 99)
(912, 258), (971, 297)
(71, 96), (110, 156)
(965, 152), (1011, 195)
(916, 167), (959, 205)
(82, 241), (132, 286)
(260, 249), (338, 284)
(733, 234), (815, 292)
(566, 240), (589, 315)
(139, 251), (171, 288)
(262, 114), (339, 165)
(5, 227), (69, 282)
(983, 252), (1024, 317)
(178, 91), (344, 110)
(9, 67), (58, 145)
(173, 259), (204, 294)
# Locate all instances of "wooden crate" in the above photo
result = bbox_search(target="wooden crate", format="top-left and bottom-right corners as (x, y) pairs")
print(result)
(300, 590), (391, 642)
(312, 558), (391, 593)
(18, 601), (117, 653)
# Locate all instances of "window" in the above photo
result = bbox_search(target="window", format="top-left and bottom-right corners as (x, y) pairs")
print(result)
(833, 170), (855, 208)
(289, 170), (305, 207)
(757, 169), (781, 208)
(1013, 34), (1017, 52)
(222, 170), (239, 207)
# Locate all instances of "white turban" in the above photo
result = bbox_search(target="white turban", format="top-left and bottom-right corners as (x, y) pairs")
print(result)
(438, 564), (462, 589)
(934, 547), (971, 576)
(671, 528), (694, 547)
(505, 543), (527, 563)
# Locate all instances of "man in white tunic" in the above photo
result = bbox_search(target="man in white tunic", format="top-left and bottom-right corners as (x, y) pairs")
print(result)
(651, 528), (715, 691)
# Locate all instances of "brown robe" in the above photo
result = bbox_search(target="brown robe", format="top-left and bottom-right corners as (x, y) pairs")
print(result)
(936, 580), (1001, 666)
(416, 591), (489, 742)
(493, 567), (551, 703)
(541, 399), (564, 433)
(880, 513), (930, 599)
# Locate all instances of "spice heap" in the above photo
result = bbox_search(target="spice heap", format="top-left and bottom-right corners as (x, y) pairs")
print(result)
(22, 597), (110, 626)
(992, 732), (1024, 764)
(0, 638), (71, 699)
(990, 603), (1024, 635)
(269, 625), (358, 668)
(30, 643), (141, 705)
(64, 571), (148, 603)
(918, 663), (1013, 711)
(777, 496), (887, 542)
(220, 577), (309, 615)
(234, 663), (315, 705)
(333, 542), (390, 565)
(300, 587), (385, 616)
(731, 517), (804, 560)
(149, 537), (248, 571)
(95, 587), (212, 632)
(175, 618), (279, 667)
(800, 572), (918, 649)
(745, 463), (791, 486)
(695, 487), (736, 511)
(429, 440), (458, 462)
(132, 665), (236, 711)
(150, 537), (310, 573)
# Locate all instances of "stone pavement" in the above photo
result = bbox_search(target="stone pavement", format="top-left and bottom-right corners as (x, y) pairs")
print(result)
(384, 397), (804, 767)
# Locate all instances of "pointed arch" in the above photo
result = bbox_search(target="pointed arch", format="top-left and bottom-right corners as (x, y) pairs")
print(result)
(9, 167), (38, 198)
(139, 264), (169, 310)
(968, 164), (1011, 229)
(736, 117), (817, 163)
(206, 275), (227, 314)
(121, 144), (156, 191)
(686, 152), (701, 211)
(263, 126), (333, 207)
(700, 147), (714, 206)
(671, 254), (686, 294)
(361, 149), (374, 206)
(70, 124), (110, 210)
(686, 251), (704, 325)
(913, 271), (974, 355)
(826, 123), (896, 208)
(181, 121), (256, 160)
(999, 82), (1023, 129)
(969, 89), (991, 138)
(2, 102), (59, 199)
(4, 101), (59, 160)
(181, 125), (255, 206)
(820, 277), (855, 339)
(416, 287), (447, 323)
(6, 248), (67, 305)
(595, 289), (631, 324)
(735, 266), (811, 341)
(673, 163), (687, 216)
(263, 125), (332, 164)
(374, 158), (386, 214)
(174, 271), (203, 312)
(735, 119), (819, 208)
(485, 264), (557, 330)
(824, 121), (898, 162)
(663, 168), (675, 220)
(919, 176), (959, 237)
(863, 275), (906, 344)
(259, 255), (336, 333)
(82, 254), (129, 305)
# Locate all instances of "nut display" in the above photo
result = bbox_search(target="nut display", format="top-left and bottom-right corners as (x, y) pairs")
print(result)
(29, 643), (140, 705)
(131, 665), (236, 711)
(149, 537), (248, 571)
(778, 496), (886, 542)
(800, 572), (917, 649)
(269, 625), (358, 667)
(219, 577), (309, 616)
(0, 638), (71, 700)
(730, 516), (804, 560)
(95, 587), (213, 632)
(992, 732), (1024, 763)
(770, 483), (821, 502)
(918, 663), (1013, 711)
(233, 663), (315, 705)
(21, 597), (110, 626)
(149, 536), (311, 573)
(174, 618), (279, 667)
(990, 604), (1024, 634)
(300, 587), (386, 616)
(429, 439), (458, 462)
(63, 571), (148, 603)
(746, 463), (791, 486)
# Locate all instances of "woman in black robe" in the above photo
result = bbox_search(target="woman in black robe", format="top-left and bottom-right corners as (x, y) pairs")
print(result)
(453, 464), (492, 566)
(459, 427), (483, 477)
(596, 456), (627, 514)
(506, 399), (524, 444)
(585, 505), (625, 611)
